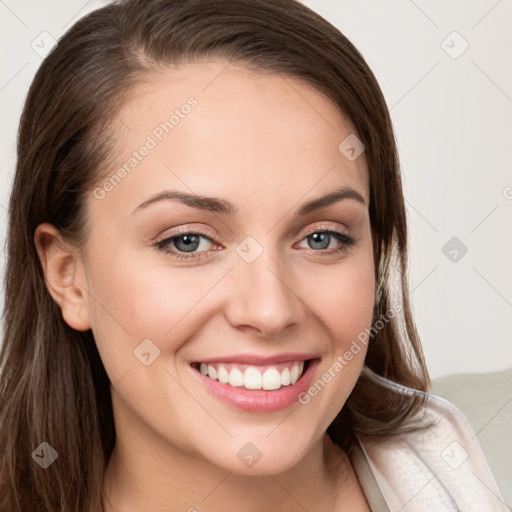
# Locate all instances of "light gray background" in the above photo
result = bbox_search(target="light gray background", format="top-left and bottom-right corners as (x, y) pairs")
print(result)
(1, 0), (511, 379)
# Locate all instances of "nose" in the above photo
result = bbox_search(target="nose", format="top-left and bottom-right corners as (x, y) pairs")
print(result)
(223, 247), (305, 337)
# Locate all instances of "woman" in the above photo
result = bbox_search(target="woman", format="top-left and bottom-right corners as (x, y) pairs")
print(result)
(0, 0), (506, 510)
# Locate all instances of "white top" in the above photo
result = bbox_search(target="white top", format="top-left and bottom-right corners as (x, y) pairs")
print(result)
(348, 373), (509, 511)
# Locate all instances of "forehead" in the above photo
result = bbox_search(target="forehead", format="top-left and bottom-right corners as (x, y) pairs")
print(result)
(97, 61), (369, 216)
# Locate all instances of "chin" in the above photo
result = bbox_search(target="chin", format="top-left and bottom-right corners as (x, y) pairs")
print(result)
(200, 433), (315, 476)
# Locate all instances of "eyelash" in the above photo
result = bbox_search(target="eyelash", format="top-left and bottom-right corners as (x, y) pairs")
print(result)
(154, 226), (356, 261)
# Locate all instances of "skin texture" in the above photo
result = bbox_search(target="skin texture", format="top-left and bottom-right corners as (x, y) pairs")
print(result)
(35, 61), (375, 511)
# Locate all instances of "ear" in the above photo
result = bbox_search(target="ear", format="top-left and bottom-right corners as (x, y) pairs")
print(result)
(34, 223), (91, 331)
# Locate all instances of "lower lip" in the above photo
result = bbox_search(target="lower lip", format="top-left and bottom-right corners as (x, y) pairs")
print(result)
(191, 359), (319, 413)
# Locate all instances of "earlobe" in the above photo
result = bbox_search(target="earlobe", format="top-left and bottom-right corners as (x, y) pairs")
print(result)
(34, 223), (91, 331)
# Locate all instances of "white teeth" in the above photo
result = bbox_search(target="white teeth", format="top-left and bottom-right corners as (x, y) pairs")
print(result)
(290, 363), (299, 384)
(228, 367), (244, 387)
(218, 365), (229, 384)
(207, 364), (217, 380)
(244, 367), (262, 389)
(280, 367), (291, 386)
(262, 368), (281, 390)
(198, 361), (307, 390)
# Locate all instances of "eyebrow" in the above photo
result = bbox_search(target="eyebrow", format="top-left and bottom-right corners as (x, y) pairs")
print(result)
(131, 186), (366, 216)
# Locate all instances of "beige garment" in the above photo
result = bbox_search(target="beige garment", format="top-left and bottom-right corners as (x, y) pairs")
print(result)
(346, 372), (509, 511)
(351, 438), (391, 511)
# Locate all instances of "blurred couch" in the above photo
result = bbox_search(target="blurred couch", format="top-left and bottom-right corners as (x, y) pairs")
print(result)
(430, 368), (512, 510)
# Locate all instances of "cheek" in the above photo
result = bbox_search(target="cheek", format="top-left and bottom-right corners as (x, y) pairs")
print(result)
(305, 257), (376, 348)
(84, 246), (229, 373)
(298, 256), (375, 410)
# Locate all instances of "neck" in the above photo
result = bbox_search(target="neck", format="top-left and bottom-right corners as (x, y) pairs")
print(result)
(102, 410), (354, 512)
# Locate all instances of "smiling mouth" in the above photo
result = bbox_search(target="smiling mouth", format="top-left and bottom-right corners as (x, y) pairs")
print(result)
(190, 359), (313, 391)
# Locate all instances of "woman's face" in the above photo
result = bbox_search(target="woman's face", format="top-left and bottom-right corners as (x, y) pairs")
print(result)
(80, 61), (375, 474)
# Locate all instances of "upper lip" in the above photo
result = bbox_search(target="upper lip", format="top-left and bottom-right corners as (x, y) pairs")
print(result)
(190, 352), (319, 366)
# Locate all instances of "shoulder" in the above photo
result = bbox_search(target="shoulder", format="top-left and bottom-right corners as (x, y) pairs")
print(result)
(355, 374), (509, 511)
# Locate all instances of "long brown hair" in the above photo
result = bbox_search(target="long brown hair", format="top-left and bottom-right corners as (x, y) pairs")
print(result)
(0, 0), (430, 510)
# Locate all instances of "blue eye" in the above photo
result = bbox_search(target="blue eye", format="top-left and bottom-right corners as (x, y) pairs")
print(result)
(299, 230), (355, 251)
(155, 228), (355, 261)
(155, 232), (216, 260)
